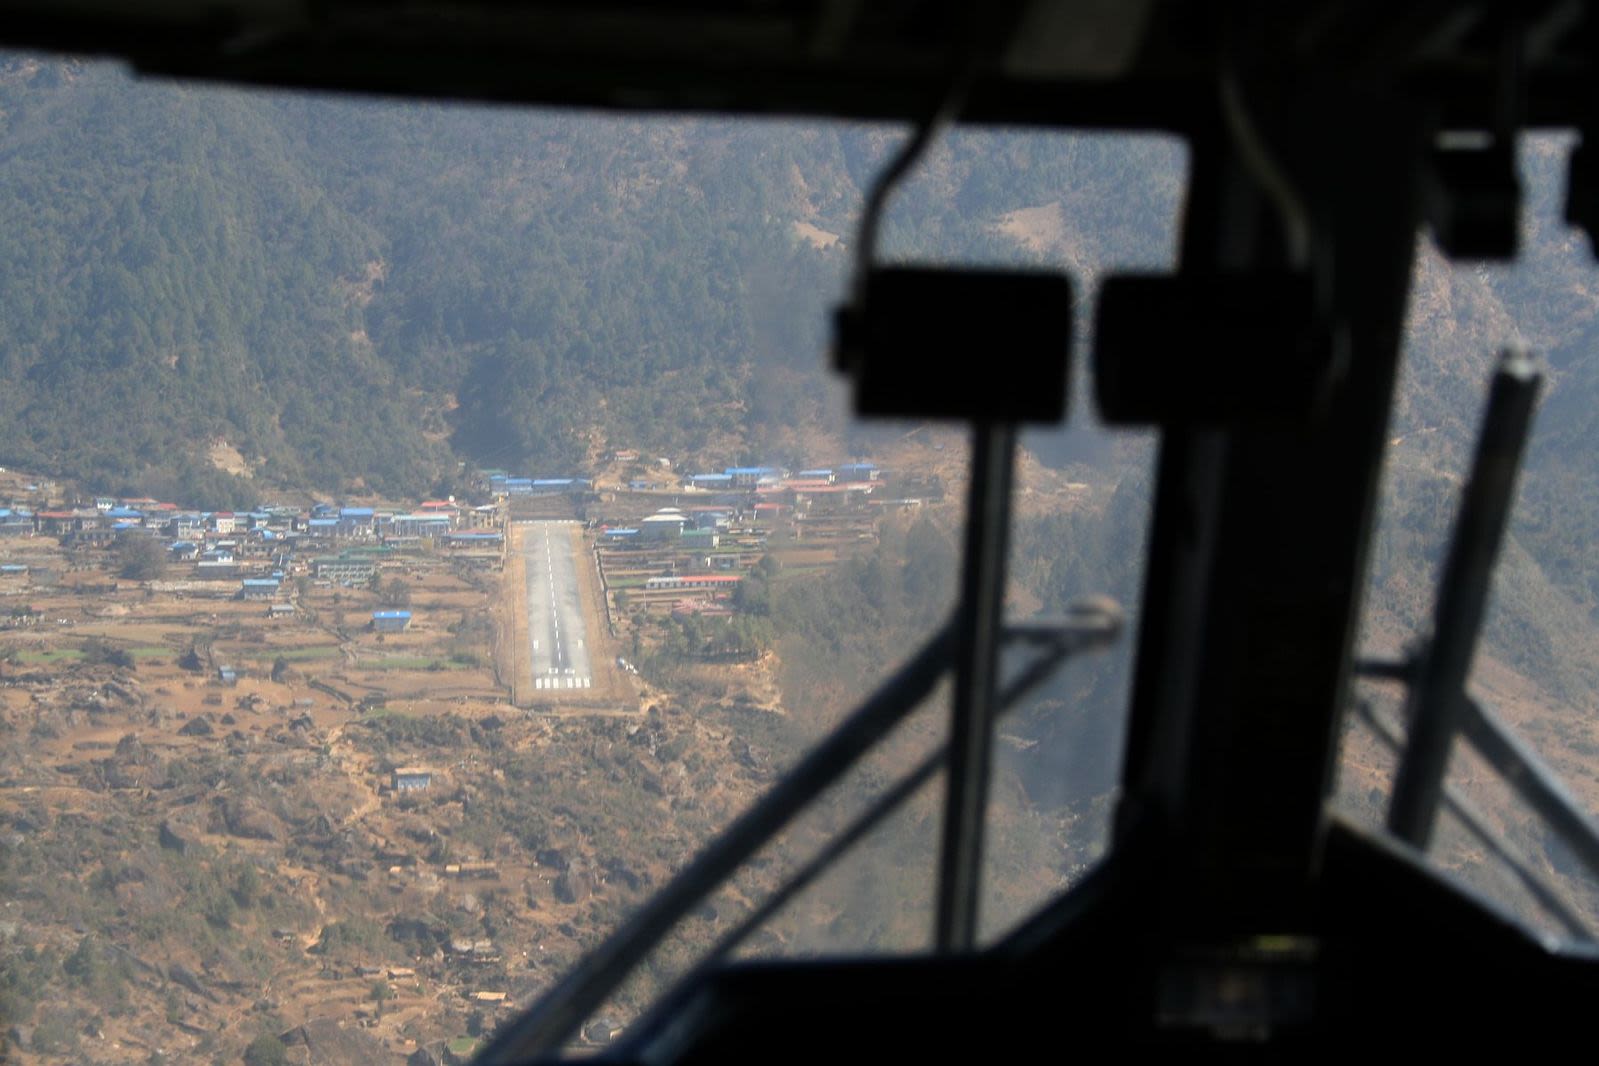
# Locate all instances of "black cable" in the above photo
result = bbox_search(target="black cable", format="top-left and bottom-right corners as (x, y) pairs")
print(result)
(849, 67), (975, 306)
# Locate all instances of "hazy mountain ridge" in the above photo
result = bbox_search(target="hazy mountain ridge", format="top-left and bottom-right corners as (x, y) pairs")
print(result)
(0, 57), (1186, 502)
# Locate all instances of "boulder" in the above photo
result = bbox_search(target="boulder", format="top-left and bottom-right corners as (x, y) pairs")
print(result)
(177, 715), (213, 737)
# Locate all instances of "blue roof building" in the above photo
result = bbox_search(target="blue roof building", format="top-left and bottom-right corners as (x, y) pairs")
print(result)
(838, 463), (882, 482)
(372, 609), (412, 633)
(240, 578), (282, 601)
(726, 466), (786, 487)
(388, 513), (453, 537)
(338, 507), (377, 534)
(442, 531), (503, 546)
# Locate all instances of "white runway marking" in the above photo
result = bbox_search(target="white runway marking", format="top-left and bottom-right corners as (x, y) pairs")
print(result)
(522, 520), (593, 693)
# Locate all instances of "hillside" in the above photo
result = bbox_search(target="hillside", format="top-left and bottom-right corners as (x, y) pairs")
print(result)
(0, 55), (1181, 500)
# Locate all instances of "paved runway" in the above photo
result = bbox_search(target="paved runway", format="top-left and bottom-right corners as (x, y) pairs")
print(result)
(521, 521), (592, 691)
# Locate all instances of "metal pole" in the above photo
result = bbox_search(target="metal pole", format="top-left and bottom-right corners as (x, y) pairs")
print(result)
(935, 422), (1017, 952)
(1388, 348), (1542, 847)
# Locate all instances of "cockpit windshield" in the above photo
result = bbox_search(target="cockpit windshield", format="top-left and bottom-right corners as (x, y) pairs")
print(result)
(0, 55), (1184, 1061)
(1338, 132), (1599, 944)
(4, 42), (1599, 1066)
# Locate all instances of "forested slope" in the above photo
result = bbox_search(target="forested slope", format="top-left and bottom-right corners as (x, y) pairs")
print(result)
(0, 55), (1180, 500)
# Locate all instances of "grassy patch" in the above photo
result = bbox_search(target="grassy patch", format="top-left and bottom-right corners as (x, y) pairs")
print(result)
(606, 575), (650, 589)
(236, 645), (341, 662)
(774, 565), (831, 578)
(15, 648), (84, 663)
(355, 656), (462, 671)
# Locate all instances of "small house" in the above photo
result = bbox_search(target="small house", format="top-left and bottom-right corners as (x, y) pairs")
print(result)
(392, 766), (432, 792)
(338, 507), (376, 537)
(641, 510), (688, 541)
(726, 466), (786, 487)
(314, 555), (377, 584)
(239, 578), (281, 601)
(681, 528), (719, 550)
(442, 530), (503, 548)
(372, 609), (412, 633)
(837, 462), (882, 483)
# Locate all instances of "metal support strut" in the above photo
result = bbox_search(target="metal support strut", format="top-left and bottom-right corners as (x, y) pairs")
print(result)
(936, 422), (1017, 951)
(1387, 348), (1542, 848)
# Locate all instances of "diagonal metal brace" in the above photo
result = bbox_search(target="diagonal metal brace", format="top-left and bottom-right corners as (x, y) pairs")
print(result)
(476, 622), (956, 1063)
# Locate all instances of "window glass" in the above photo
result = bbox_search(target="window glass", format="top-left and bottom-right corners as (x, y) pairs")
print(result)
(0, 51), (1181, 1060)
(1340, 132), (1599, 940)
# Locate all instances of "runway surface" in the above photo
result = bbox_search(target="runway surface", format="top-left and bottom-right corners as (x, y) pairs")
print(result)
(521, 521), (592, 690)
